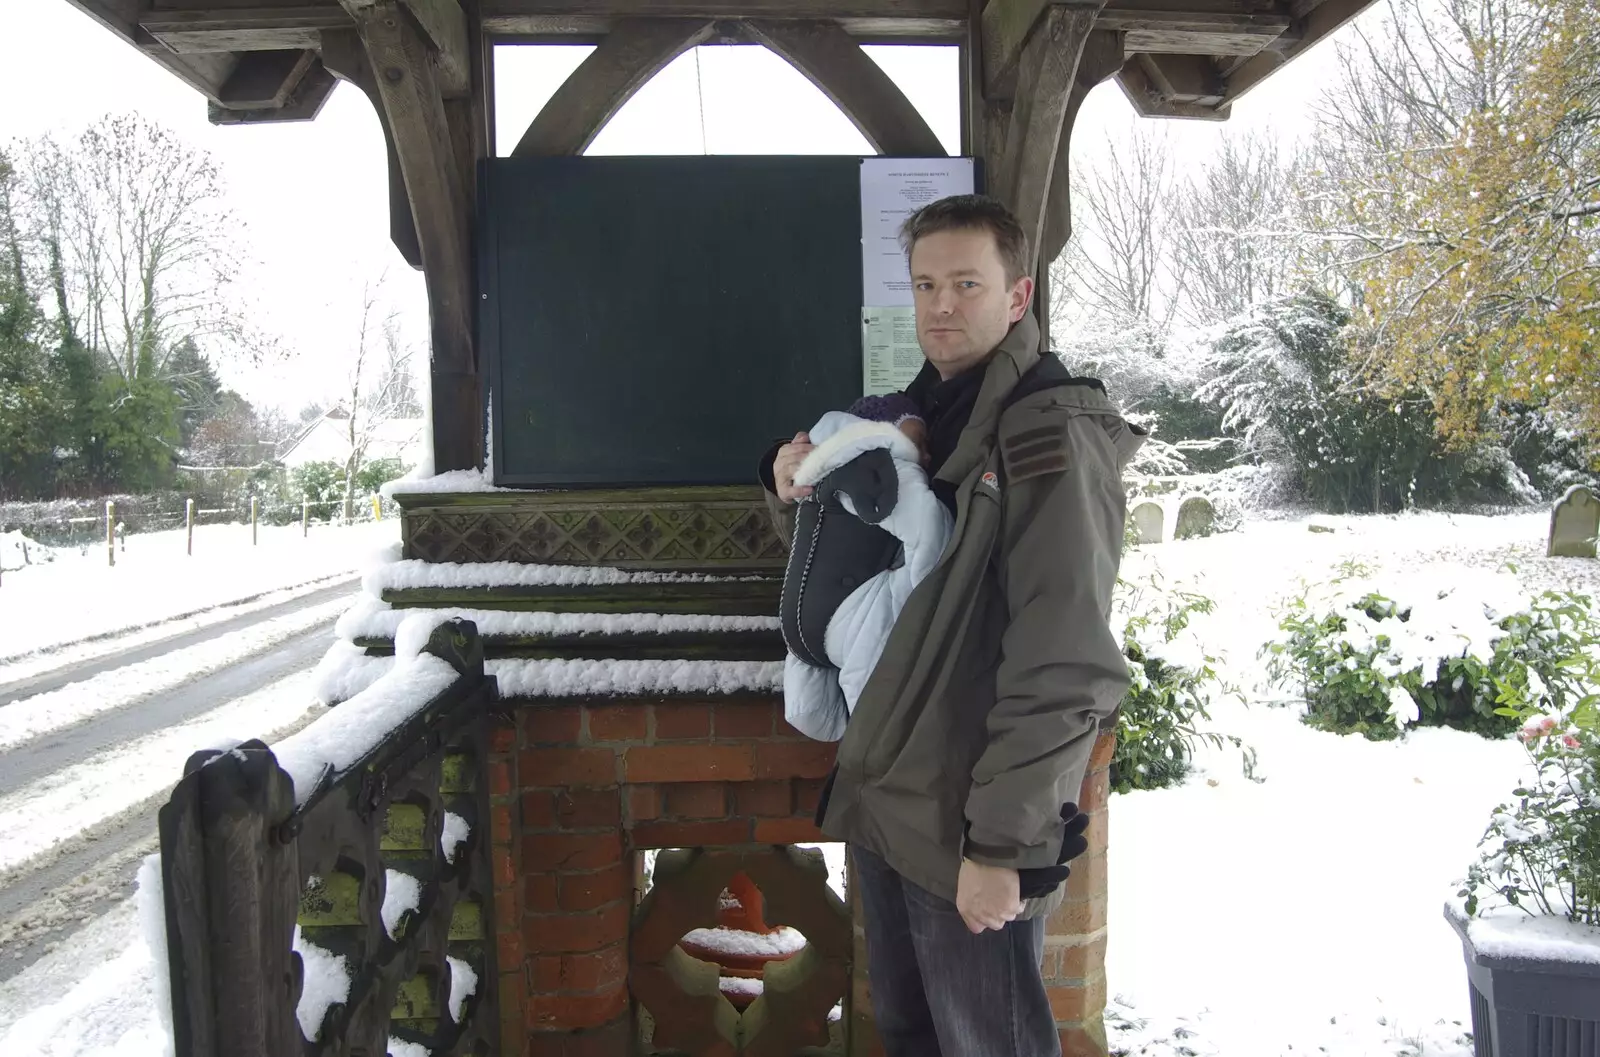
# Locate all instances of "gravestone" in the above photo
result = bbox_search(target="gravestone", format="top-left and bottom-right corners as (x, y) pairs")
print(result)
(1174, 496), (1216, 540)
(1132, 502), (1165, 544)
(1547, 485), (1599, 558)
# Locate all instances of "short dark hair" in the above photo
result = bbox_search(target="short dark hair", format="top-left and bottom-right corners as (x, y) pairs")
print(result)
(899, 194), (1030, 284)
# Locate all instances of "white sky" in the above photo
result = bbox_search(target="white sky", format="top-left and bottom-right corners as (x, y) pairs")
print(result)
(1, 1), (1371, 415)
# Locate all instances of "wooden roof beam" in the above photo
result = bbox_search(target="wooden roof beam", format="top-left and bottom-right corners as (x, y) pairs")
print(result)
(510, 18), (718, 156)
(745, 19), (948, 156)
(1096, 9), (1288, 54)
(141, 7), (352, 53)
(479, 0), (966, 39)
(1221, 0), (1367, 109)
(341, 0), (470, 96)
(1114, 51), (1226, 116)
(209, 58), (340, 122)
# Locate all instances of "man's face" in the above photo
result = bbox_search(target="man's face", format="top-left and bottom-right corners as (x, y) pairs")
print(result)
(909, 227), (1034, 380)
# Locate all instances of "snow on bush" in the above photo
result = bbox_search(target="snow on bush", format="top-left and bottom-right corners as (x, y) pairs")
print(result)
(446, 956), (478, 1023)
(440, 811), (470, 864)
(387, 1038), (431, 1057)
(1263, 563), (1600, 742)
(292, 926), (351, 1042)
(0, 529), (55, 572)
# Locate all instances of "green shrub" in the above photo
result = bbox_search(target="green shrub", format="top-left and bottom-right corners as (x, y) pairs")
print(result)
(1262, 568), (1600, 742)
(1112, 572), (1250, 793)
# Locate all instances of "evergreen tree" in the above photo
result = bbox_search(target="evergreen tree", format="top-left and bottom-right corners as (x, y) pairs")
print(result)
(0, 150), (59, 499)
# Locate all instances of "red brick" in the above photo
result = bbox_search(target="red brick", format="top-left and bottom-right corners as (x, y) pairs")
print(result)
(556, 788), (622, 829)
(1077, 767), (1111, 814)
(560, 864), (633, 912)
(559, 945), (628, 992)
(493, 847), (516, 888)
(629, 784), (661, 821)
(654, 703), (712, 740)
(491, 803), (513, 844)
(1046, 974), (1107, 1023)
(525, 873), (561, 912)
(753, 817), (824, 843)
(497, 927), (524, 970)
(1065, 853), (1107, 903)
(1060, 1023), (1110, 1057)
(522, 790), (558, 829)
(526, 1021), (635, 1057)
(715, 702), (776, 739)
(1055, 934), (1109, 982)
(525, 706), (584, 745)
(734, 780), (792, 818)
(624, 745), (753, 783)
(525, 983), (628, 1029)
(488, 759), (511, 797)
(524, 832), (623, 872)
(519, 748), (617, 788)
(489, 724), (517, 753)
(1086, 810), (1108, 857)
(1088, 731), (1116, 771)
(586, 705), (648, 742)
(499, 973), (525, 1049)
(794, 778), (827, 815)
(530, 954), (563, 992)
(774, 716), (810, 739)
(494, 886), (518, 927)
(631, 818), (752, 849)
(1039, 945), (1063, 980)
(524, 902), (629, 954)
(664, 782), (727, 819)
(1046, 894), (1108, 939)
(752, 741), (836, 780)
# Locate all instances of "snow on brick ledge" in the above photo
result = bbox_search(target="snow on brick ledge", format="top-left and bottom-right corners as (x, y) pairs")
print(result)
(486, 658), (782, 698)
(364, 558), (763, 596)
(336, 598), (780, 642)
(379, 467), (517, 498)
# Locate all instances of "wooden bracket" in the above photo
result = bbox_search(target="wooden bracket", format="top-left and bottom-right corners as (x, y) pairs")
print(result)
(511, 18), (716, 156)
(1040, 27), (1123, 264)
(743, 19), (947, 157)
(337, 1), (479, 471)
(989, 2), (1104, 277)
(319, 28), (423, 266)
(342, 0), (470, 97)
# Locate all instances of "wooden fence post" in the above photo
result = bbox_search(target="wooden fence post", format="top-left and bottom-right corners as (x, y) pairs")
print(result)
(251, 497), (259, 546)
(106, 501), (115, 567)
(302, 498), (309, 538)
(187, 499), (195, 556)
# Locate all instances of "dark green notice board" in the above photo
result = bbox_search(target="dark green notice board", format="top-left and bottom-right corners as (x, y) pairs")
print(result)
(481, 155), (868, 486)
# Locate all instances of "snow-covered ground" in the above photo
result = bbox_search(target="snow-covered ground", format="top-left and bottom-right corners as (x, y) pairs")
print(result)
(3, 507), (1597, 1057)
(0, 520), (396, 663)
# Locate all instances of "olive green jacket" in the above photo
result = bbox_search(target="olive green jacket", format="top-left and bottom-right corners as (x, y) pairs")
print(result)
(766, 312), (1143, 917)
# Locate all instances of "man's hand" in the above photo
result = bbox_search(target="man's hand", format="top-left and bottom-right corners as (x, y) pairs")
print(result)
(772, 431), (815, 503)
(956, 858), (1022, 933)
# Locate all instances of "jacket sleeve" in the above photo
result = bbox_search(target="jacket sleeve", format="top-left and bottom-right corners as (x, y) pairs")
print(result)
(961, 409), (1131, 870)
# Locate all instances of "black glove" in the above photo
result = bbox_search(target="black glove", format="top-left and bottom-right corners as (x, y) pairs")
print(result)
(1015, 803), (1091, 900)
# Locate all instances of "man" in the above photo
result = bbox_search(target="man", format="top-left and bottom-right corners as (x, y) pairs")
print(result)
(759, 195), (1143, 1056)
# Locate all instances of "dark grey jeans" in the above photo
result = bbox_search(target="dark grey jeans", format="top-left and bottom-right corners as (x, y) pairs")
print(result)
(852, 846), (1060, 1057)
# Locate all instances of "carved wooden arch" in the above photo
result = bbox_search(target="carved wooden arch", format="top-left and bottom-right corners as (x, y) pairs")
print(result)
(511, 18), (719, 157)
(511, 18), (946, 159)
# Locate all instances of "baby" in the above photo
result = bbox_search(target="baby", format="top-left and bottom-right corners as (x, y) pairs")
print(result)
(778, 390), (953, 742)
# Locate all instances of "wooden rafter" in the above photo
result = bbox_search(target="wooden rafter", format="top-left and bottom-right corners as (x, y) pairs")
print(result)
(217, 48), (320, 107)
(511, 18), (717, 156)
(480, 0), (966, 38)
(319, 28), (423, 263)
(744, 19), (947, 156)
(990, 1), (1102, 277)
(207, 60), (339, 122)
(1115, 51), (1226, 117)
(1039, 26), (1121, 264)
(342, 0), (471, 95)
(339, 0), (478, 470)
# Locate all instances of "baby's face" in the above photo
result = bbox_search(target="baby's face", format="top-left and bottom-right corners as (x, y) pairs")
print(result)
(897, 419), (930, 466)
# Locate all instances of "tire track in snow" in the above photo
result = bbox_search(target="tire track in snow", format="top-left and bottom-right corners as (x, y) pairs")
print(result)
(0, 597), (349, 754)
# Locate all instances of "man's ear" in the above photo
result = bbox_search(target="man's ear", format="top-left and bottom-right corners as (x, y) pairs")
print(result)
(1008, 276), (1035, 323)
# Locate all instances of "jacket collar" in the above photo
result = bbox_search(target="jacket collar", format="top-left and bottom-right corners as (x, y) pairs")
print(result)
(933, 310), (1042, 485)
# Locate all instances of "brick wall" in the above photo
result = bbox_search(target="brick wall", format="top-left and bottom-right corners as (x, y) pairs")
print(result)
(485, 696), (1114, 1057)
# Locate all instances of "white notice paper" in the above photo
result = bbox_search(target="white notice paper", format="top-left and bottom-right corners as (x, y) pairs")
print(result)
(860, 158), (976, 306)
(861, 307), (923, 395)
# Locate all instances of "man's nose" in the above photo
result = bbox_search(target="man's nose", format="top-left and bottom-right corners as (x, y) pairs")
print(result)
(930, 286), (957, 313)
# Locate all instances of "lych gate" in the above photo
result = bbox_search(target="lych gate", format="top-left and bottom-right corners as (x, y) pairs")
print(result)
(60, 0), (1374, 1053)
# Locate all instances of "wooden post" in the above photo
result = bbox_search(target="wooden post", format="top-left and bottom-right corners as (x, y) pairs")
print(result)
(251, 497), (259, 545)
(106, 501), (115, 567)
(302, 498), (310, 538)
(187, 499), (195, 556)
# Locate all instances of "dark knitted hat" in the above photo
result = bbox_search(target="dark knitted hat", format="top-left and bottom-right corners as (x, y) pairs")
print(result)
(846, 392), (922, 426)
